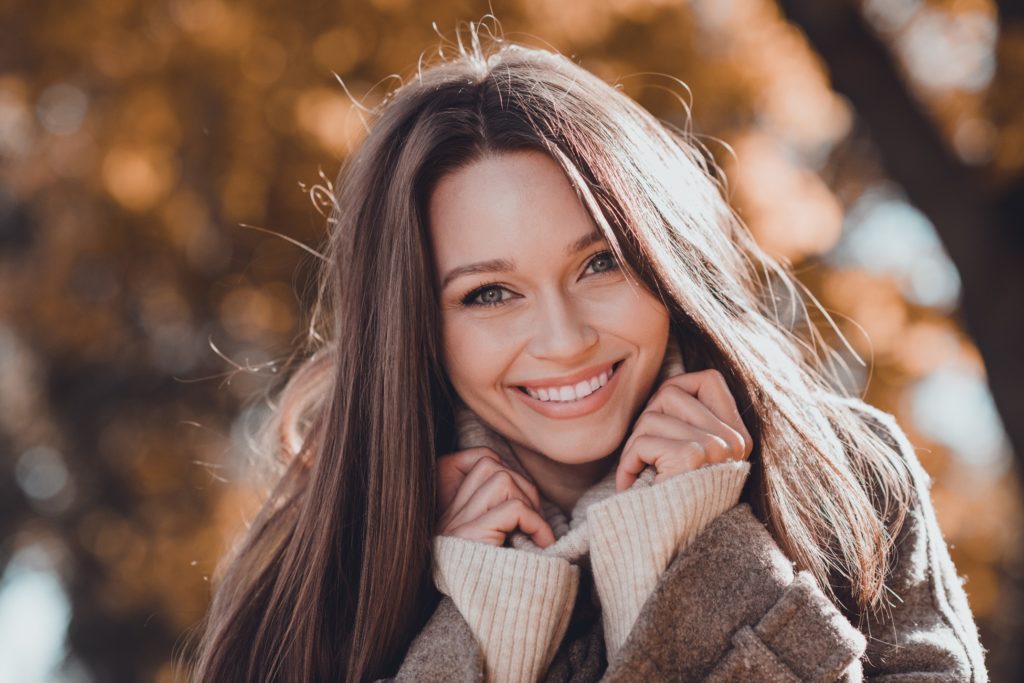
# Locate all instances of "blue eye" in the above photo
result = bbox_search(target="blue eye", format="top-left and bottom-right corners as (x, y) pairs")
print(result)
(585, 250), (618, 275)
(462, 284), (513, 307)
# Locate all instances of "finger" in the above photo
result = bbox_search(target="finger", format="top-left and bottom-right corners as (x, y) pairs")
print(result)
(444, 497), (556, 548)
(435, 447), (503, 509)
(443, 468), (543, 535)
(447, 453), (542, 515)
(495, 500), (557, 548)
(437, 446), (502, 480)
(451, 499), (556, 549)
(623, 411), (734, 467)
(649, 371), (741, 432)
(622, 402), (720, 455)
(616, 435), (705, 491)
(616, 435), (698, 491)
(649, 371), (753, 457)
(638, 387), (748, 460)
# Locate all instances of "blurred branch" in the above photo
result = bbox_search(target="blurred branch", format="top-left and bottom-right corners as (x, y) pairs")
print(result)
(774, 2), (1024, 673)
(775, 0), (1024, 472)
(997, 1), (1024, 22)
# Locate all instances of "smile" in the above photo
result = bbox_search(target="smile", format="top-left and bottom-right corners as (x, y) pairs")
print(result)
(512, 360), (624, 419)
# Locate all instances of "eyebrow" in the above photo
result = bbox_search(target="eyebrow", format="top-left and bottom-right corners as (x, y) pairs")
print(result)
(440, 228), (606, 290)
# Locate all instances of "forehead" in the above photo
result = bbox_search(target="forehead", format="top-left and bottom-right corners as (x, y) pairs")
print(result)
(427, 151), (599, 272)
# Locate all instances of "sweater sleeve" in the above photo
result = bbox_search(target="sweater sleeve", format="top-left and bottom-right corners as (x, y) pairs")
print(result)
(431, 535), (578, 683)
(586, 460), (751, 659)
(603, 404), (988, 682)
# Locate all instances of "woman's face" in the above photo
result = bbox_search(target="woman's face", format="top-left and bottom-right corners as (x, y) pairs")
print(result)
(429, 150), (670, 465)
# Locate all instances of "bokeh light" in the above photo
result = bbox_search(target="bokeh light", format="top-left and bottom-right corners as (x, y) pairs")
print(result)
(0, 0), (1019, 679)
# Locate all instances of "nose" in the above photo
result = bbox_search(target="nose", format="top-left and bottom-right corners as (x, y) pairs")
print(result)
(527, 292), (599, 362)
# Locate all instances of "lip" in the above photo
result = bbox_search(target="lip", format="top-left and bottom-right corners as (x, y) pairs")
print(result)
(514, 360), (619, 390)
(511, 360), (624, 419)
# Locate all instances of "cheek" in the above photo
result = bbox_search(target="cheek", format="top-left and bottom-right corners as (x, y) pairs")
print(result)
(442, 316), (514, 397)
(590, 283), (670, 342)
(635, 291), (671, 342)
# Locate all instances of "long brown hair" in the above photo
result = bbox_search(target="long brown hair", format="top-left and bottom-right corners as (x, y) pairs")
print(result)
(187, 23), (914, 682)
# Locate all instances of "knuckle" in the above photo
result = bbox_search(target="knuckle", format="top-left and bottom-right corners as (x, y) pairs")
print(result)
(686, 442), (708, 463)
(708, 368), (733, 389)
(723, 429), (745, 455)
(634, 411), (655, 430)
(661, 382), (686, 396)
(500, 497), (528, 514)
(704, 368), (730, 389)
(702, 368), (726, 382)
(683, 440), (706, 457)
(630, 434), (652, 449)
(472, 456), (502, 474)
(467, 446), (499, 461)
(490, 468), (515, 487)
(653, 382), (677, 399)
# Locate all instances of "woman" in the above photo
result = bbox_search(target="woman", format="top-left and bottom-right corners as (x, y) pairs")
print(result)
(188, 27), (987, 683)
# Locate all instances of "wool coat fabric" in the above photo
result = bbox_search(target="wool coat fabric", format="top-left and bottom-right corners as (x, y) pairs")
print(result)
(377, 340), (988, 682)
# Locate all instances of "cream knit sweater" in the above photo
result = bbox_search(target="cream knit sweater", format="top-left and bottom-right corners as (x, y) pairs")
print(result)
(431, 338), (751, 683)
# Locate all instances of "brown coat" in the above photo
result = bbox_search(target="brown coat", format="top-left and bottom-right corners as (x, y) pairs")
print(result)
(379, 399), (988, 682)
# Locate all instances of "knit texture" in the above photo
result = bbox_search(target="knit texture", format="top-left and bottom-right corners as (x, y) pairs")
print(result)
(587, 461), (749, 659)
(431, 335), (751, 681)
(385, 395), (988, 682)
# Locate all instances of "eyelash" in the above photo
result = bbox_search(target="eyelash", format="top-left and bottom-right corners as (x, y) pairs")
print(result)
(460, 250), (620, 308)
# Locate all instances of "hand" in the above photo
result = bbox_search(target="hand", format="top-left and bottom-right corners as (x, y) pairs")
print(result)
(615, 369), (754, 492)
(435, 447), (557, 548)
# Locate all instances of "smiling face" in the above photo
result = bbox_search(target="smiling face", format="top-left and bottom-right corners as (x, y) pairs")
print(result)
(429, 150), (670, 468)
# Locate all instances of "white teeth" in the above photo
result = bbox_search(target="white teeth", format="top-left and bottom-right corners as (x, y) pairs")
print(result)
(521, 364), (617, 403)
(574, 380), (593, 398)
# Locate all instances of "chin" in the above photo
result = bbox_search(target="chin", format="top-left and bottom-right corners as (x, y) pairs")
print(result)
(527, 428), (626, 465)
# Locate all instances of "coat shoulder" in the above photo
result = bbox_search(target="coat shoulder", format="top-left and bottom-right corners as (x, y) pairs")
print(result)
(824, 394), (989, 681)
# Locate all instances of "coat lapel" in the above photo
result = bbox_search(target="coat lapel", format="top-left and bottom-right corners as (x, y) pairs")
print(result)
(601, 503), (788, 682)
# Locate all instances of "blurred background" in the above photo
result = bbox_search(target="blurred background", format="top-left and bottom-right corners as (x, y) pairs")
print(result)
(1, 0), (1022, 681)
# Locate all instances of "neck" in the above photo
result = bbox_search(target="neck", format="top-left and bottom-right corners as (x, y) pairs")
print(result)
(509, 440), (621, 515)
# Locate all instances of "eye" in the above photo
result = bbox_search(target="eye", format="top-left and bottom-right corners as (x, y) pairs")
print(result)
(584, 250), (619, 275)
(461, 284), (514, 307)
(458, 252), (618, 309)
